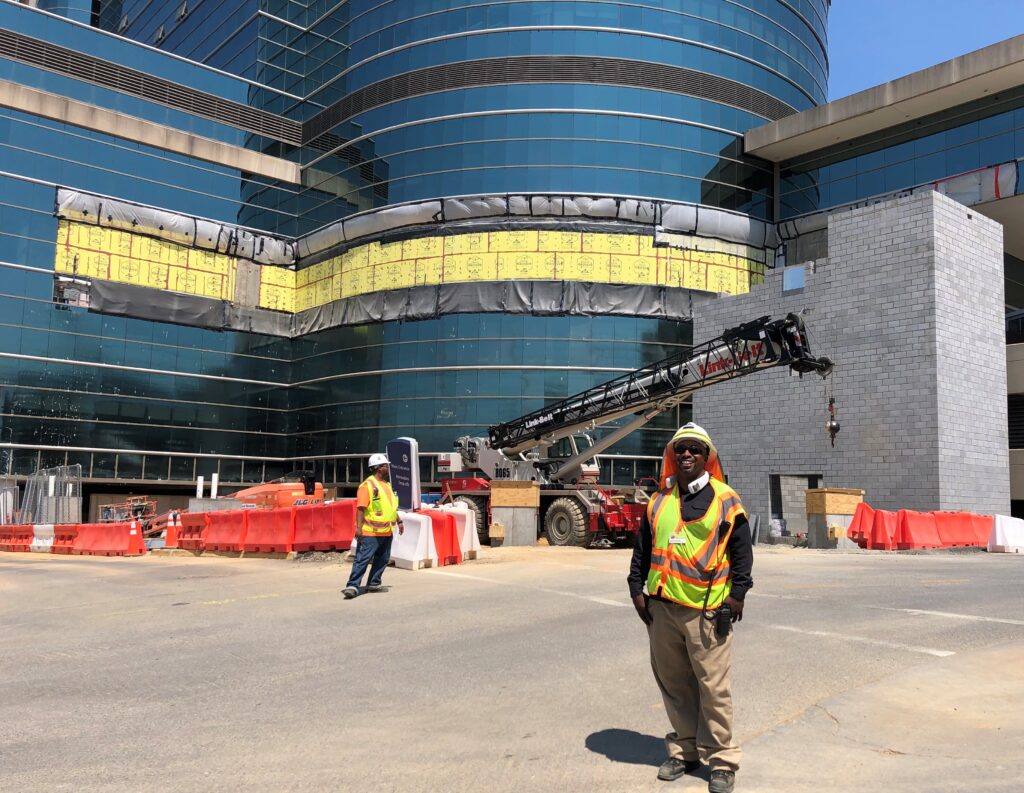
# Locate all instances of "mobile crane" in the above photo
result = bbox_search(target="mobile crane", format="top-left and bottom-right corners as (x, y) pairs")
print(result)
(440, 314), (833, 546)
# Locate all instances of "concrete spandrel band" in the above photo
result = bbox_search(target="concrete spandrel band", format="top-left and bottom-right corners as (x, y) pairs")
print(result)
(54, 220), (768, 314)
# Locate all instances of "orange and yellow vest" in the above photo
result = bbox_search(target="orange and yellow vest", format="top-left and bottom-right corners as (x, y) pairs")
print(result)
(646, 478), (746, 610)
(358, 476), (399, 536)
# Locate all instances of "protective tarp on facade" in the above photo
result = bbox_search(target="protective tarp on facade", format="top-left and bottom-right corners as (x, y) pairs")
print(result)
(932, 160), (1019, 206)
(89, 278), (227, 330)
(56, 189), (296, 265)
(85, 278), (696, 338)
(296, 193), (781, 260)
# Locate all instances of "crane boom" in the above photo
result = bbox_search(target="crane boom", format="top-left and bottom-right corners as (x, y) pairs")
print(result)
(488, 314), (832, 464)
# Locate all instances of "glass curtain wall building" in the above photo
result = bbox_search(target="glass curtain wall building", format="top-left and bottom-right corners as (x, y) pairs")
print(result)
(1, 0), (830, 491)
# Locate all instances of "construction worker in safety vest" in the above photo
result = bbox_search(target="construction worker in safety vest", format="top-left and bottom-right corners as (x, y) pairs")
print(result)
(626, 423), (753, 793)
(342, 453), (404, 599)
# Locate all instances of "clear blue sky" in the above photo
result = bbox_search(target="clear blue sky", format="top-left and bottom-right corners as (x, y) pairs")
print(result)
(828, 1), (1024, 100)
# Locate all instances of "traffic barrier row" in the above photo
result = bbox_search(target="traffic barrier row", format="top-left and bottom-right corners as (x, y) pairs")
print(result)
(169, 500), (358, 554)
(0, 522), (142, 557)
(847, 503), (995, 550)
(1, 499), (483, 567)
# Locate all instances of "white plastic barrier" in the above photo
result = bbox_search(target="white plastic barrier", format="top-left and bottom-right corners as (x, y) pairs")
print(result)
(31, 524), (54, 553)
(389, 510), (437, 570)
(433, 504), (480, 560)
(989, 515), (1024, 554)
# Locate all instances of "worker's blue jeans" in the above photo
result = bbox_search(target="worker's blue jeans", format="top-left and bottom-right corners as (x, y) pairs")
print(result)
(346, 534), (393, 589)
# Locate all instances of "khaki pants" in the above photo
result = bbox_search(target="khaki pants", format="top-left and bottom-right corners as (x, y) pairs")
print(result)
(647, 597), (740, 771)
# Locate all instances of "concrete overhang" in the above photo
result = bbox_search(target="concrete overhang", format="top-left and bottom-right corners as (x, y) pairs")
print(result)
(976, 193), (1024, 261)
(746, 34), (1024, 162)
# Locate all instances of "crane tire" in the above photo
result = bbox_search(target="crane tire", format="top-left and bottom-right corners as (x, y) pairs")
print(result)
(544, 498), (589, 547)
(453, 494), (489, 545)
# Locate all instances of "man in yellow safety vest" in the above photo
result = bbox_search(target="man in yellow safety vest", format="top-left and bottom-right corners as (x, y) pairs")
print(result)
(626, 423), (753, 793)
(343, 453), (404, 599)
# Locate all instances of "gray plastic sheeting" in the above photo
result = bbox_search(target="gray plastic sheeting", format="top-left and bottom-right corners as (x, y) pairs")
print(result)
(291, 281), (693, 337)
(56, 189), (296, 265)
(88, 278), (693, 338)
(298, 194), (779, 260)
(89, 278), (227, 330)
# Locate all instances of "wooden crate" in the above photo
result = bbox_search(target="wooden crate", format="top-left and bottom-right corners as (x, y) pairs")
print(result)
(805, 488), (865, 516)
(490, 481), (540, 508)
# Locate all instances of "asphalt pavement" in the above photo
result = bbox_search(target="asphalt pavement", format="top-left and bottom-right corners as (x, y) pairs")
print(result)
(1, 546), (1022, 793)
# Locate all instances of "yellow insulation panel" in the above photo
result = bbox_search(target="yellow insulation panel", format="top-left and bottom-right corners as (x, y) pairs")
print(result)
(55, 222), (765, 316)
(55, 219), (238, 302)
(296, 230), (765, 309)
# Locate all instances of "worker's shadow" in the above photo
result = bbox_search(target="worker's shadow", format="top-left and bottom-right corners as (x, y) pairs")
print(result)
(585, 729), (711, 781)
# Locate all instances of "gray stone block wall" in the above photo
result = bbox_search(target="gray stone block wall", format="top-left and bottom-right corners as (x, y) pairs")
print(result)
(931, 195), (1009, 513)
(692, 191), (1009, 528)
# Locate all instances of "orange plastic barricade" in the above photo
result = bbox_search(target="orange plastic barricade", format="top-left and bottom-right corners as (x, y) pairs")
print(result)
(204, 510), (248, 552)
(970, 514), (994, 545)
(72, 521), (146, 556)
(846, 503), (874, 548)
(52, 524), (78, 554)
(866, 510), (897, 550)
(0, 524), (33, 552)
(417, 509), (462, 567)
(894, 510), (943, 550)
(243, 507), (295, 552)
(437, 504), (480, 560)
(176, 512), (208, 551)
(293, 501), (355, 552)
(933, 511), (984, 547)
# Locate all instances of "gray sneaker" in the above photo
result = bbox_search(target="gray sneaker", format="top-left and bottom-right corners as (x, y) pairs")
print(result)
(657, 757), (701, 781)
(366, 584), (388, 593)
(708, 769), (735, 793)
(342, 586), (359, 599)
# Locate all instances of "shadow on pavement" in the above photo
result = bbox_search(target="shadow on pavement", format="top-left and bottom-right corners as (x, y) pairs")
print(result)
(585, 728), (664, 766)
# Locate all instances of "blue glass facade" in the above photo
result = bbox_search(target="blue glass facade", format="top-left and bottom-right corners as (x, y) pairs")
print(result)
(0, 1), (829, 490)
(296, 1), (829, 227)
(779, 86), (1024, 218)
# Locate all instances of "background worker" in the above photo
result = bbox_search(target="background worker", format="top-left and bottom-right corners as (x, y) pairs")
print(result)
(626, 423), (753, 793)
(342, 453), (403, 599)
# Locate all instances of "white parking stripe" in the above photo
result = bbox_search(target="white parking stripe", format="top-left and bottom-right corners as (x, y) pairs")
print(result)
(755, 593), (1024, 627)
(764, 624), (955, 657)
(863, 605), (1024, 627)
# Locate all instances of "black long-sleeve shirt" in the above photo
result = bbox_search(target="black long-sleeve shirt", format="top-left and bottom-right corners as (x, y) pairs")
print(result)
(627, 482), (753, 601)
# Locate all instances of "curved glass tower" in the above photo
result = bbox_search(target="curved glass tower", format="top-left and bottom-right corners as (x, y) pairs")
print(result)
(287, 1), (830, 468)
(10, 1), (829, 488)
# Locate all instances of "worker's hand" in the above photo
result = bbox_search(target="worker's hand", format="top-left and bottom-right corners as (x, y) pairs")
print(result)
(725, 595), (744, 622)
(354, 527), (363, 539)
(398, 521), (404, 536)
(632, 593), (652, 626)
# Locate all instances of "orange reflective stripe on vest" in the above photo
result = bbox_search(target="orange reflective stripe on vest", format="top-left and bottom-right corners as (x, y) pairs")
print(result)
(646, 478), (745, 610)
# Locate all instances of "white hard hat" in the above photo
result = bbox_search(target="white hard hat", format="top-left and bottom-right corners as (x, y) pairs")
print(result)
(368, 453), (390, 468)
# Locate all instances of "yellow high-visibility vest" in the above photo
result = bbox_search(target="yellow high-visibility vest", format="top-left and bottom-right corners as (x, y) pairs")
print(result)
(359, 476), (398, 535)
(646, 478), (745, 609)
